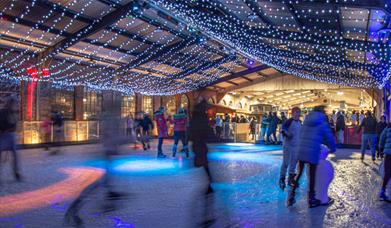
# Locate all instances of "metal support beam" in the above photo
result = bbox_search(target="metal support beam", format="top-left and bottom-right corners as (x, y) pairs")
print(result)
(244, 0), (275, 28)
(115, 38), (196, 75)
(206, 64), (271, 87)
(171, 55), (235, 79)
(39, 1), (135, 61)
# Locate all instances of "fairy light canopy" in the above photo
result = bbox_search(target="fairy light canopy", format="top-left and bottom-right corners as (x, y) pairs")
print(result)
(0, 0), (390, 95)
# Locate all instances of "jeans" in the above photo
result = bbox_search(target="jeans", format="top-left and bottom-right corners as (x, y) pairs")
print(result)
(0, 132), (19, 176)
(383, 154), (391, 190)
(267, 128), (277, 143)
(361, 134), (376, 158)
(173, 131), (187, 148)
(158, 137), (164, 154)
(337, 130), (344, 144)
(260, 127), (267, 141)
(280, 148), (298, 177)
(294, 161), (317, 198)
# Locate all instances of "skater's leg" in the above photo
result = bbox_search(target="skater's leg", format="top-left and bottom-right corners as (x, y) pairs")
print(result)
(172, 132), (179, 157)
(280, 149), (289, 179)
(382, 154), (391, 190)
(361, 134), (369, 159)
(370, 135), (377, 160)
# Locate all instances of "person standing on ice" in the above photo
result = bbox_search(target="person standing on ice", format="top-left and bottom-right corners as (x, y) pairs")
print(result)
(154, 106), (168, 158)
(358, 111), (377, 162)
(287, 105), (336, 208)
(279, 107), (302, 190)
(171, 107), (189, 157)
(377, 123), (391, 202)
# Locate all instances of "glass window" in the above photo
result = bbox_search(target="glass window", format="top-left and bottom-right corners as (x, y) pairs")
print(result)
(180, 95), (189, 110)
(121, 95), (136, 118)
(142, 96), (153, 116)
(83, 90), (102, 120)
(165, 96), (176, 117)
(51, 88), (74, 119)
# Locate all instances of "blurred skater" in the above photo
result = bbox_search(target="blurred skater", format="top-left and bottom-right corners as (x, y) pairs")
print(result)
(376, 115), (387, 159)
(41, 116), (52, 151)
(190, 100), (213, 193)
(287, 106), (336, 208)
(50, 111), (63, 155)
(64, 101), (127, 226)
(0, 96), (21, 181)
(279, 107), (301, 190)
(171, 108), (189, 157)
(141, 113), (153, 150)
(154, 107), (168, 158)
(377, 123), (391, 202)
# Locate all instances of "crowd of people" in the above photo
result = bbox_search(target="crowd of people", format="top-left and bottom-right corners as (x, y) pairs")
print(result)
(0, 97), (389, 226)
(279, 106), (390, 208)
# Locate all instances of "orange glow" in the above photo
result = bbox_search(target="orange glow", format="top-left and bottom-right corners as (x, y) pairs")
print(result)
(0, 167), (104, 217)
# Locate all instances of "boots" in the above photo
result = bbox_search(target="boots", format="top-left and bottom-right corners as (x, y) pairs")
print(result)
(172, 144), (177, 157)
(183, 145), (189, 158)
(286, 186), (296, 206)
(308, 192), (321, 208)
(279, 177), (286, 190)
(288, 173), (296, 187)
(379, 189), (390, 202)
(157, 152), (167, 158)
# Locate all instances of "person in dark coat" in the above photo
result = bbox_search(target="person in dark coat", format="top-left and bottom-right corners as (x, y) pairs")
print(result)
(267, 112), (279, 144)
(358, 111), (377, 162)
(0, 96), (21, 181)
(287, 105), (336, 208)
(378, 123), (391, 202)
(335, 112), (346, 147)
(189, 100), (213, 193)
(376, 115), (387, 159)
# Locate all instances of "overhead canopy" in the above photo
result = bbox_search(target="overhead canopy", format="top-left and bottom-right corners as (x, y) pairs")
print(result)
(0, 0), (390, 94)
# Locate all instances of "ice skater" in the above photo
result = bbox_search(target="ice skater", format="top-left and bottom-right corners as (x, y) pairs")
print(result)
(0, 96), (21, 182)
(64, 102), (128, 226)
(279, 107), (301, 190)
(190, 100), (213, 193)
(377, 123), (391, 202)
(171, 108), (189, 157)
(287, 105), (336, 208)
(154, 107), (168, 158)
(358, 111), (377, 162)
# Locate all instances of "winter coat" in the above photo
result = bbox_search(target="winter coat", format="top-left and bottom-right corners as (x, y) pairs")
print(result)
(268, 116), (278, 130)
(261, 116), (269, 129)
(172, 113), (187, 132)
(154, 112), (168, 138)
(335, 115), (345, 132)
(379, 128), (391, 155)
(140, 116), (153, 132)
(359, 116), (377, 134)
(297, 111), (336, 165)
(376, 122), (387, 136)
(282, 118), (301, 152)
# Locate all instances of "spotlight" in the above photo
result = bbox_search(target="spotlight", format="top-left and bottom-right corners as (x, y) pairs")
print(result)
(247, 59), (254, 66)
(131, 2), (142, 14)
(197, 36), (206, 44)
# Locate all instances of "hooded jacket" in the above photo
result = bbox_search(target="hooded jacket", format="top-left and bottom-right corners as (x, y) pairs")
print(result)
(297, 111), (336, 165)
(154, 112), (168, 138)
(379, 127), (391, 155)
(172, 113), (187, 132)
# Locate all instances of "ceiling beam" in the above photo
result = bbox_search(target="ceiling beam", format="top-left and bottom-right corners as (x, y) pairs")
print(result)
(242, 76), (253, 82)
(39, 1), (135, 62)
(224, 73), (285, 93)
(115, 38), (196, 75)
(244, 0), (275, 28)
(226, 80), (239, 86)
(171, 55), (235, 79)
(207, 64), (271, 87)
